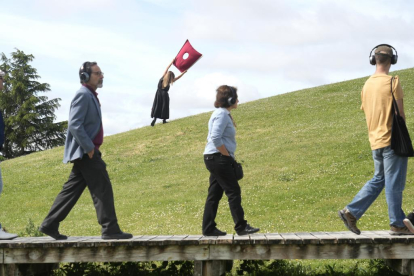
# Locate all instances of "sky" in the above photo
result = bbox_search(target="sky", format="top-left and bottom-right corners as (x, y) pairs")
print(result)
(0, 0), (413, 135)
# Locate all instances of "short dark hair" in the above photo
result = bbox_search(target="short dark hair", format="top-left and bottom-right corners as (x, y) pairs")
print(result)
(79, 61), (98, 83)
(214, 85), (238, 108)
(375, 54), (391, 65)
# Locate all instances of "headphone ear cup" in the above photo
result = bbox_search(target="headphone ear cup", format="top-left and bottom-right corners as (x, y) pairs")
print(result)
(369, 55), (376, 65)
(391, 55), (398, 65)
(80, 72), (90, 83)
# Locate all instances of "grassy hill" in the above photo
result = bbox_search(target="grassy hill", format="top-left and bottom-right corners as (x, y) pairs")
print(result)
(1, 68), (414, 238)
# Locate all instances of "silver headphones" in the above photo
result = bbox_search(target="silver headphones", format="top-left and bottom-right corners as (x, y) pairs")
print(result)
(227, 86), (237, 105)
(369, 44), (398, 65)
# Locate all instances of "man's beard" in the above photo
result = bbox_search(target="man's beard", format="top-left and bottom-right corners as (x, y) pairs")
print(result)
(98, 80), (103, 88)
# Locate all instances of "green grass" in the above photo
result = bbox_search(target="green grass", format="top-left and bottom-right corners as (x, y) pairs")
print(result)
(2, 68), (414, 238)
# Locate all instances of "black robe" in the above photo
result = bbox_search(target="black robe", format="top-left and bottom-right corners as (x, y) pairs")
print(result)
(151, 78), (170, 119)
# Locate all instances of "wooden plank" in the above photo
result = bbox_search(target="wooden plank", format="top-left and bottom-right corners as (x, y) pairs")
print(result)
(75, 236), (102, 248)
(199, 236), (218, 245)
(264, 233), (284, 244)
(39, 237), (102, 248)
(295, 233), (320, 244)
(3, 245), (210, 263)
(0, 237), (41, 248)
(146, 235), (174, 246)
(279, 233), (302, 244)
(181, 235), (203, 245)
(233, 235), (250, 245)
(371, 230), (411, 244)
(209, 243), (414, 260)
(250, 234), (268, 245)
(325, 231), (359, 244)
(310, 232), (337, 244)
(162, 235), (188, 245)
(216, 234), (233, 245)
(210, 244), (271, 260)
(129, 235), (158, 246)
(362, 231), (391, 243)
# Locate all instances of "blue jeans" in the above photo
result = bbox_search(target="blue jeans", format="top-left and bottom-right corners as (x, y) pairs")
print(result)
(347, 146), (408, 227)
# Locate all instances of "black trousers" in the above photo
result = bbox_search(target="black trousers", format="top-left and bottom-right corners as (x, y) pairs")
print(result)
(41, 150), (121, 235)
(202, 154), (247, 234)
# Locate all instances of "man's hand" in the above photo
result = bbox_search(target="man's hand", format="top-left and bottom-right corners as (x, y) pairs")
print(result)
(88, 149), (94, 159)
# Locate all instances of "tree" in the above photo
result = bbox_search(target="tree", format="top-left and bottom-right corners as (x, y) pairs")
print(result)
(0, 49), (67, 158)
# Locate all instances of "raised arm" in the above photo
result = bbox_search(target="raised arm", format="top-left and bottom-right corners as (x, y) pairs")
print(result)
(173, 70), (187, 82)
(162, 58), (175, 78)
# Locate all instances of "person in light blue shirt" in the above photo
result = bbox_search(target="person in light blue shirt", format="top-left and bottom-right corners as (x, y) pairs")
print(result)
(202, 85), (259, 236)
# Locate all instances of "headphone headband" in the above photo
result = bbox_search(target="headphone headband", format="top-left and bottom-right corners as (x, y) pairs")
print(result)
(369, 44), (398, 65)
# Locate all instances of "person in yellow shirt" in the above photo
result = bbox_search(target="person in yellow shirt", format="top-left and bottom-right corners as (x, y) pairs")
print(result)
(338, 44), (412, 235)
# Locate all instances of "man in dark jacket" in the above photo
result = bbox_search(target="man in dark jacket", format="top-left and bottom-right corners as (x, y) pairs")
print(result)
(39, 62), (132, 240)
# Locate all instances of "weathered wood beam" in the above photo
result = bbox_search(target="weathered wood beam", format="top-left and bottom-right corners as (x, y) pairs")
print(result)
(3, 245), (209, 263)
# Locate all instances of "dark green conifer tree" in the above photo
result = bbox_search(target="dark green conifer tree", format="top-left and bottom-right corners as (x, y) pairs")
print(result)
(0, 49), (67, 158)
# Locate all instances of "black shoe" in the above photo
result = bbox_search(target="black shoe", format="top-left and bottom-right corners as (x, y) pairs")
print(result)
(102, 231), (133, 240)
(203, 228), (227, 236)
(237, 224), (260, 236)
(39, 226), (68, 240)
(151, 119), (156, 127)
(163, 120), (168, 124)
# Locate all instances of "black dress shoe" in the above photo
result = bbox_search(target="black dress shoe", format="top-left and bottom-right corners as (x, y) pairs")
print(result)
(39, 226), (68, 240)
(102, 231), (133, 240)
(203, 228), (227, 236)
(237, 224), (260, 236)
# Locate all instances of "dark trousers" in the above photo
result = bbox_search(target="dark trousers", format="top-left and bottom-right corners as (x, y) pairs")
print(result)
(202, 154), (247, 233)
(41, 150), (121, 235)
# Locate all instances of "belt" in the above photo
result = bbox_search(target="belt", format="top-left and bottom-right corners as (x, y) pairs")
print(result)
(204, 152), (222, 157)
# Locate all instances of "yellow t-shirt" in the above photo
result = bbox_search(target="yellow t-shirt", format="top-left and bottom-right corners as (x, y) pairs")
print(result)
(361, 75), (403, 150)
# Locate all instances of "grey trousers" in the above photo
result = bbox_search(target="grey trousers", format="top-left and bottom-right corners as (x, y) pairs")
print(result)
(41, 150), (121, 235)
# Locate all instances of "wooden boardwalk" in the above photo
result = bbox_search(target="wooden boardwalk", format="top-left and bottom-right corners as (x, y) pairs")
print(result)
(1, 231), (414, 275)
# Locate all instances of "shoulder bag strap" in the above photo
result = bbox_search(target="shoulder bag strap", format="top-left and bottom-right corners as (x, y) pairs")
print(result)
(390, 76), (401, 117)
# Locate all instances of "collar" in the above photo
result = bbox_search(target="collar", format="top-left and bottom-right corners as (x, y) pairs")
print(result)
(219, 107), (230, 115)
(83, 84), (99, 97)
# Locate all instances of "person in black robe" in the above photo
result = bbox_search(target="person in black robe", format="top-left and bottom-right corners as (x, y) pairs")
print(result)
(151, 59), (187, 126)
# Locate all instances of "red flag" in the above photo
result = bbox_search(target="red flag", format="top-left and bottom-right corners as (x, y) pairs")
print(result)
(173, 40), (203, 72)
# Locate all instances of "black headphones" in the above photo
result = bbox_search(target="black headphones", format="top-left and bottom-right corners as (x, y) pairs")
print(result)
(227, 86), (237, 106)
(79, 62), (91, 83)
(369, 44), (398, 65)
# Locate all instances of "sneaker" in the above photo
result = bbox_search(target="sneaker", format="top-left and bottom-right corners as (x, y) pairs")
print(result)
(0, 226), (18, 240)
(237, 224), (260, 236)
(390, 225), (413, 235)
(338, 208), (361, 235)
(403, 210), (414, 234)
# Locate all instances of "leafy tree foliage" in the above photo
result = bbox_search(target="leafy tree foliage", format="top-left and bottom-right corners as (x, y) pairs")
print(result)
(0, 49), (67, 158)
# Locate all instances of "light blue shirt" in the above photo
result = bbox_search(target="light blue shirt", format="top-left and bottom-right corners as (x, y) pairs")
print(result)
(203, 108), (236, 157)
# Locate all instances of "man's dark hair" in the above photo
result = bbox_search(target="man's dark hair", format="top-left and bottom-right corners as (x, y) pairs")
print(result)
(375, 53), (391, 65)
(79, 61), (98, 83)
